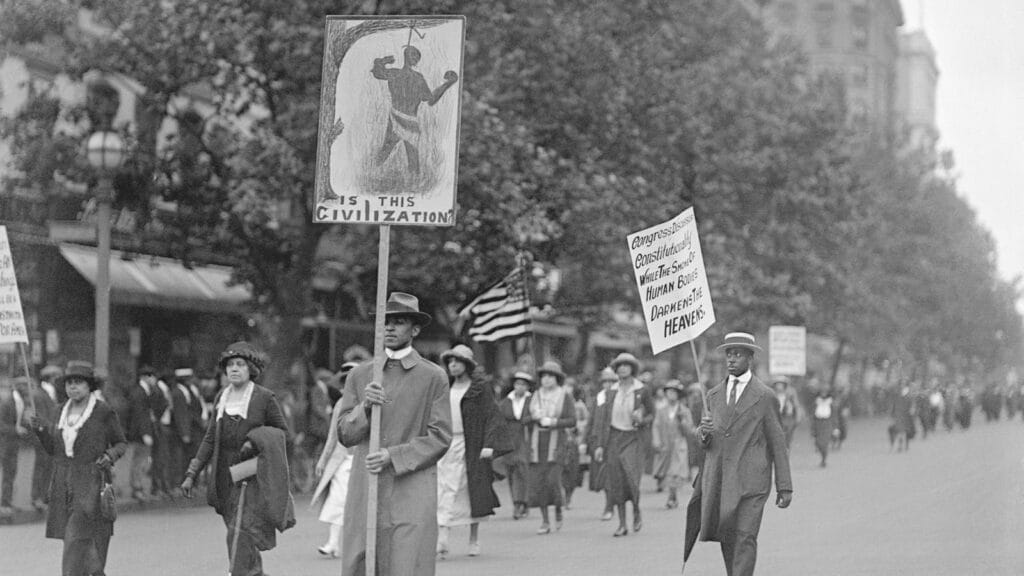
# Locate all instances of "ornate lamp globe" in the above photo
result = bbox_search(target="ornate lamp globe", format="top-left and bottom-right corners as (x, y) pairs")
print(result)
(85, 131), (126, 172)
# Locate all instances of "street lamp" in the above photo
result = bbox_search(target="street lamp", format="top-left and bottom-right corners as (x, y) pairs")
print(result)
(85, 129), (126, 379)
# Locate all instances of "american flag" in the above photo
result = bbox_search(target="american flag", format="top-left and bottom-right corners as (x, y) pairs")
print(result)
(459, 268), (533, 343)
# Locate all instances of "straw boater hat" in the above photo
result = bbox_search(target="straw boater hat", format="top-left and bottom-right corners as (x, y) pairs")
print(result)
(371, 292), (432, 326)
(609, 352), (641, 374)
(57, 360), (101, 391)
(218, 341), (267, 373)
(715, 332), (763, 354)
(440, 344), (477, 371)
(41, 365), (63, 381)
(537, 360), (566, 382)
(771, 375), (791, 387)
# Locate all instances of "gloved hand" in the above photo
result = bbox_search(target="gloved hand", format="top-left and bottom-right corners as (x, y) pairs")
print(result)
(238, 440), (257, 461)
(95, 453), (114, 470)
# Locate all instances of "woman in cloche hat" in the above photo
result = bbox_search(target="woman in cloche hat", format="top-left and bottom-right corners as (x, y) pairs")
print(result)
(497, 370), (536, 520)
(526, 360), (577, 535)
(652, 380), (695, 509)
(435, 345), (511, 557)
(180, 341), (291, 575)
(28, 360), (127, 576)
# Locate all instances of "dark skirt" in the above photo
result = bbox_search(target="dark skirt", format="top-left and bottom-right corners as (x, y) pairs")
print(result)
(605, 428), (644, 506)
(527, 462), (564, 507)
(812, 417), (832, 453)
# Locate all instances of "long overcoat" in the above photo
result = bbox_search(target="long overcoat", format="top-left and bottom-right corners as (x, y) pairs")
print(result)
(186, 384), (289, 516)
(338, 349), (452, 576)
(459, 373), (512, 518)
(311, 397), (349, 511)
(36, 400), (127, 540)
(684, 375), (792, 559)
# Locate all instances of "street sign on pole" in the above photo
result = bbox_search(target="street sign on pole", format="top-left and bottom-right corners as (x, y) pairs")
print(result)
(769, 325), (807, 376)
(314, 15), (465, 226)
(314, 16), (465, 576)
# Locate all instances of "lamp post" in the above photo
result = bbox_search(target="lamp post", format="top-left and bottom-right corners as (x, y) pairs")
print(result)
(85, 130), (126, 378)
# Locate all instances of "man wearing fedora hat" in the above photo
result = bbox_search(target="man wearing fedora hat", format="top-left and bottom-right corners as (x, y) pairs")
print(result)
(685, 332), (793, 576)
(337, 292), (453, 576)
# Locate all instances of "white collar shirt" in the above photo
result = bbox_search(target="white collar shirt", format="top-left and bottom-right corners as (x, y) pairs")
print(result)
(727, 371), (753, 405)
(385, 346), (413, 360)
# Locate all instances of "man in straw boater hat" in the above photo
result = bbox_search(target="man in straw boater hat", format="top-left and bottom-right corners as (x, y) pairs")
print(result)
(337, 292), (453, 576)
(684, 332), (793, 576)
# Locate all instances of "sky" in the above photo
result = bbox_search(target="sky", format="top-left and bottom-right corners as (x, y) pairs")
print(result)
(901, 1), (1024, 293)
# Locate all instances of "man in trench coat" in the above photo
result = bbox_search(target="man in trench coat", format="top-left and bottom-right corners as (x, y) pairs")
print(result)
(338, 292), (452, 576)
(684, 332), (792, 576)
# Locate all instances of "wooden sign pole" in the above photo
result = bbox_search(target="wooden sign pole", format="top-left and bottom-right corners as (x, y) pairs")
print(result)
(690, 339), (709, 412)
(366, 224), (391, 576)
(19, 343), (36, 413)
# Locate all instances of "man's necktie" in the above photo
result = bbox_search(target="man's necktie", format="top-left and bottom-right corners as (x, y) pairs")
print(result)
(729, 378), (739, 406)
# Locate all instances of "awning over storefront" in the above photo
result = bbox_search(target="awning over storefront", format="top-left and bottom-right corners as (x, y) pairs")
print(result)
(59, 243), (251, 314)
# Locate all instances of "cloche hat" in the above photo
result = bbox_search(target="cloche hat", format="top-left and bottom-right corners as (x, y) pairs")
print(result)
(218, 341), (266, 372)
(537, 360), (566, 382)
(57, 360), (101, 391)
(440, 344), (477, 371)
(610, 352), (641, 374)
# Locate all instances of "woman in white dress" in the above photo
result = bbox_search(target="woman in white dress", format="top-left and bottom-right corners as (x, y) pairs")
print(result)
(310, 363), (358, 558)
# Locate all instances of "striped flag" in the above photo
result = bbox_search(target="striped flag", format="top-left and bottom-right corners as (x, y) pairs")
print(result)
(459, 268), (533, 343)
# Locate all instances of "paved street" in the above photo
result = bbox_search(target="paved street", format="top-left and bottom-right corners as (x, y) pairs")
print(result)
(2, 416), (1023, 575)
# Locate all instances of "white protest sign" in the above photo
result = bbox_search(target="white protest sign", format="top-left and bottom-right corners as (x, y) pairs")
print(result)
(769, 325), (806, 376)
(627, 208), (715, 355)
(313, 16), (465, 227)
(0, 226), (29, 344)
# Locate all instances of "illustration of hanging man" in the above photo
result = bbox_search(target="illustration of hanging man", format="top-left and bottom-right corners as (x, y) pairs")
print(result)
(371, 41), (459, 176)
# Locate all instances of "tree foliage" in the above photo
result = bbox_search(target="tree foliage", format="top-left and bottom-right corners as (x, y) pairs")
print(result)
(1, 0), (1018, 382)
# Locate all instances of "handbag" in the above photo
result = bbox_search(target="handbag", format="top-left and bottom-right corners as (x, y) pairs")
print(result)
(98, 468), (117, 522)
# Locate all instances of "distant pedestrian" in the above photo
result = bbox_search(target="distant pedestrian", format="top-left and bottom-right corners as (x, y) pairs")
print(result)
(526, 360), (576, 535)
(584, 367), (618, 521)
(593, 353), (655, 537)
(685, 332), (793, 576)
(811, 388), (835, 467)
(170, 367), (201, 492)
(29, 361), (127, 576)
(311, 363), (357, 559)
(180, 341), (294, 576)
(562, 382), (589, 510)
(497, 371), (534, 520)
(436, 344), (511, 558)
(771, 377), (802, 450)
(125, 366), (157, 501)
(150, 373), (174, 499)
(0, 376), (28, 518)
(652, 380), (694, 509)
(889, 382), (915, 452)
(336, 292), (452, 576)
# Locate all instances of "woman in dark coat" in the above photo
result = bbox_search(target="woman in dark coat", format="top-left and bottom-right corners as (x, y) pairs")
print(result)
(30, 360), (127, 576)
(436, 345), (511, 557)
(497, 371), (534, 520)
(525, 360), (577, 535)
(593, 353), (655, 537)
(180, 342), (291, 576)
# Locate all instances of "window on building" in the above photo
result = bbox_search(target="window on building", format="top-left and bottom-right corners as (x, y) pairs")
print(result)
(851, 64), (869, 87)
(775, 1), (797, 26)
(813, 2), (835, 48)
(851, 1), (869, 50)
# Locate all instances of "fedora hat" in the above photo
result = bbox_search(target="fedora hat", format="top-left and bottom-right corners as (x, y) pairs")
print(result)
(441, 344), (477, 371)
(218, 341), (267, 372)
(371, 292), (432, 326)
(57, 360), (101, 391)
(537, 360), (566, 382)
(610, 352), (641, 374)
(715, 332), (763, 354)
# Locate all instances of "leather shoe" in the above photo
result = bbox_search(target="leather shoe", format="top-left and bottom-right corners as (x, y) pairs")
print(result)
(613, 525), (628, 537)
(537, 523), (551, 535)
(600, 510), (613, 521)
(633, 518), (643, 533)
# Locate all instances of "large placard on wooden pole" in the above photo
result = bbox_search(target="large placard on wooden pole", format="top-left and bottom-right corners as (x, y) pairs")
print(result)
(627, 207), (716, 406)
(0, 226), (37, 412)
(313, 15), (465, 576)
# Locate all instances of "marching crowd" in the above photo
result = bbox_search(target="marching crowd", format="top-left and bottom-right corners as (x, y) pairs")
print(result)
(0, 293), (1019, 575)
